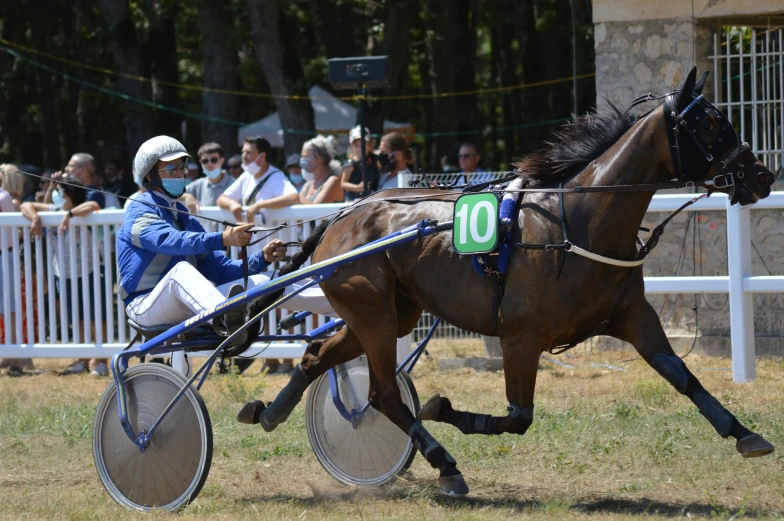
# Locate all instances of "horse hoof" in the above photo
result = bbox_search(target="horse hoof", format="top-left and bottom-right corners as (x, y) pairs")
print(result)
(237, 400), (265, 425)
(419, 394), (442, 421)
(736, 434), (775, 458)
(438, 473), (469, 496)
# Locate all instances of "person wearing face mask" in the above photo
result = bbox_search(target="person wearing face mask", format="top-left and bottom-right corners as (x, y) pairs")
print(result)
(117, 136), (335, 353)
(20, 177), (109, 376)
(340, 126), (380, 201)
(180, 142), (234, 214)
(298, 135), (344, 204)
(217, 136), (298, 225)
(376, 132), (413, 192)
(285, 154), (305, 192)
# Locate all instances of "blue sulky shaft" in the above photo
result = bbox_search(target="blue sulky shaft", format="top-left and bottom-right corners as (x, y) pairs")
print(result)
(111, 219), (452, 446)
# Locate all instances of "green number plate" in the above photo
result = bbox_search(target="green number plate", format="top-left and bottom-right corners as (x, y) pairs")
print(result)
(452, 193), (499, 255)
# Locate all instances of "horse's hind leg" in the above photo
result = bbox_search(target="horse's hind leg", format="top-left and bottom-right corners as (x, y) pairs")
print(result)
(420, 333), (541, 437)
(237, 326), (363, 431)
(328, 287), (467, 494)
(612, 297), (774, 457)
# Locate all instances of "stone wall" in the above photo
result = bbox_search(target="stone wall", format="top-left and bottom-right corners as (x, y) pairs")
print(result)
(594, 17), (714, 109)
(593, 16), (784, 352)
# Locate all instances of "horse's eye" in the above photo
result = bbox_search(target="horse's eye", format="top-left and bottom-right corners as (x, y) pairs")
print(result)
(699, 115), (720, 142)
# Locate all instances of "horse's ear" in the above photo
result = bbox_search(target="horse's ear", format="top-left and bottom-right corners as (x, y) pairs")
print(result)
(693, 71), (710, 96)
(675, 67), (698, 112)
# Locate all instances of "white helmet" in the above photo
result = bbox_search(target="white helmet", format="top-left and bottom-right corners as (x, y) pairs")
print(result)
(133, 136), (190, 187)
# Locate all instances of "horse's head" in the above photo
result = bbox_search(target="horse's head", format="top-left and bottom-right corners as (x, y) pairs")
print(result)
(665, 67), (774, 205)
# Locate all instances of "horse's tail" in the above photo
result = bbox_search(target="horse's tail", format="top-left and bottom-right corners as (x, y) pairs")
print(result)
(279, 220), (330, 278)
(246, 220), (330, 324)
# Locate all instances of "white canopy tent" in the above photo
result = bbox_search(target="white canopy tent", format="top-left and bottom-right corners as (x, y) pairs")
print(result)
(237, 85), (413, 150)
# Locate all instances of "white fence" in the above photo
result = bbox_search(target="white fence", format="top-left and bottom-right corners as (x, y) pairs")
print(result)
(0, 193), (782, 382)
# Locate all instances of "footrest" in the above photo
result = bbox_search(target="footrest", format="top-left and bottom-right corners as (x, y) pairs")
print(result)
(128, 319), (219, 341)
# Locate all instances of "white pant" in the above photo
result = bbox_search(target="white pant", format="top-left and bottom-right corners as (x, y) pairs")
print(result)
(126, 261), (335, 327)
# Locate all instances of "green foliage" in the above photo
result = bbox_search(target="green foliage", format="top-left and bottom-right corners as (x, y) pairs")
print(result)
(0, 0), (596, 171)
(213, 368), (268, 404)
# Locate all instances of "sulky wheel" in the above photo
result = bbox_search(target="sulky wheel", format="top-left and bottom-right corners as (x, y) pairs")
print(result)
(305, 356), (419, 487)
(92, 363), (212, 511)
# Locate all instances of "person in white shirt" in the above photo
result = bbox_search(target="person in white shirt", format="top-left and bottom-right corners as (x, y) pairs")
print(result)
(217, 136), (298, 224)
(376, 132), (412, 192)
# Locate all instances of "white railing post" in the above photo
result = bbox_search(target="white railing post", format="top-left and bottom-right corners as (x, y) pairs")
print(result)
(726, 197), (756, 382)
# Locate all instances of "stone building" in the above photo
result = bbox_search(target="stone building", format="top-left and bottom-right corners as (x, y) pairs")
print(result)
(593, 0), (784, 355)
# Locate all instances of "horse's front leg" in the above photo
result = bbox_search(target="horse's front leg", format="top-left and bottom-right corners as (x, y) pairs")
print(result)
(611, 296), (774, 457)
(420, 335), (540, 436)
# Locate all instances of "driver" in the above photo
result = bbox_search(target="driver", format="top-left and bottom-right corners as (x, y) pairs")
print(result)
(117, 136), (334, 344)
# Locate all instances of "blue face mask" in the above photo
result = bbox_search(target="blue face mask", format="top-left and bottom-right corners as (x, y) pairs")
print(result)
(51, 190), (66, 209)
(204, 167), (222, 180)
(289, 173), (303, 185)
(161, 178), (187, 198)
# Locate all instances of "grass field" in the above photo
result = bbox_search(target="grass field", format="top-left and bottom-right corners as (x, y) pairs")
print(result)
(1, 341), (782, 520)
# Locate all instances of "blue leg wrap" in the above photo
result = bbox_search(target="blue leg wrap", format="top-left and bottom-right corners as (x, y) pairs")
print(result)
(652, 353), (689, 394)
(693, 390), (735, 437)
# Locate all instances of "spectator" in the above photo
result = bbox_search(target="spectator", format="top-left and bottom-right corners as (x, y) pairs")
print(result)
(457, 142), (492, 186)
(440, 153), (459, 173)
(226, 154), (243, 179)
(217, 136), (298, 225)
(298, 135), (344, 204)
(0, 165), (25, 209)
(217, 137), (298, 375)
(0, 175), (21, 375)
(284, 154), (305, 192)
(180, 142), (234, 214)
(376, 132), (413, 191)
(20, 177), (108, 376)
(17, 164), (41, 203)
(103, 159), (124, 195)
(62, 153), (120, 209)
(57, 154), (112, 375)
(341, 126), (380, 201)
(35, 171), (53, 203)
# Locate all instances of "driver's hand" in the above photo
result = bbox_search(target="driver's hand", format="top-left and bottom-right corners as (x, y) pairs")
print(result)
(221, 223), (253, 247)
(262, 239), (287, 264)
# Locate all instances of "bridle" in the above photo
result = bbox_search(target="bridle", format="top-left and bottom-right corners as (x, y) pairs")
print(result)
(662, 92), (749, 201)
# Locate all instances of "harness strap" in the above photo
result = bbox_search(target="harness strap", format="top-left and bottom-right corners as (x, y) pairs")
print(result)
(241, 246), (249, 291)
(564, 243), (646, 267)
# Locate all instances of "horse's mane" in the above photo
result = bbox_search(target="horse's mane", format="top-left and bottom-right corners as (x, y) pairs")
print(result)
(513, 103), (639, 185)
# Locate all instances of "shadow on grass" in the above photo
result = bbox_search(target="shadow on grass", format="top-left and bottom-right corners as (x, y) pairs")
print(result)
(236, 485), (771, 519)
(235, 488), (773, 518)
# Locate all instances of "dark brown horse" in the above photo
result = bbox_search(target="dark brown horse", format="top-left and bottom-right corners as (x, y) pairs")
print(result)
(238, 68), (775, 494)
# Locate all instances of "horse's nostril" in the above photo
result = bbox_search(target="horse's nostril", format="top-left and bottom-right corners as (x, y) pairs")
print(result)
(757, 172), (774, 186)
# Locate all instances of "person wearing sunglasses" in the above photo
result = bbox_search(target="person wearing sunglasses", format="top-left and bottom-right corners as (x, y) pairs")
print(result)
(456, 142), (492, 186)
(226, 154), (243, 179)
(118, 136), (334, 350)
(180, 142), (234, 214)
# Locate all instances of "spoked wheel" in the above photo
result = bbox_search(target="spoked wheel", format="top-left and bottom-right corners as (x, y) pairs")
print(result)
(92, 363), (212, 511)
(306, 356), (419, 486)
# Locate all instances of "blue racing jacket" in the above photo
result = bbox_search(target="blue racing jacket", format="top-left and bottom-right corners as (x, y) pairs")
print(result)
(117, 190), (269, 306)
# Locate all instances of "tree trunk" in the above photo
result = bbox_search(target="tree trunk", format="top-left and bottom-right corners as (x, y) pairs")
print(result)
(247, 0), (314, 157)
(366, 0), (412, 137)
(143, 0), (181, 139)
(424, 0), (457, 171)
(452, 0), (478, 136)
(100, 0), (154, 158)
(199, 0), (240, 155)
(314, 0), (364, 60)
(513, 0), (546, 153)
(29, 18), (62, 169)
